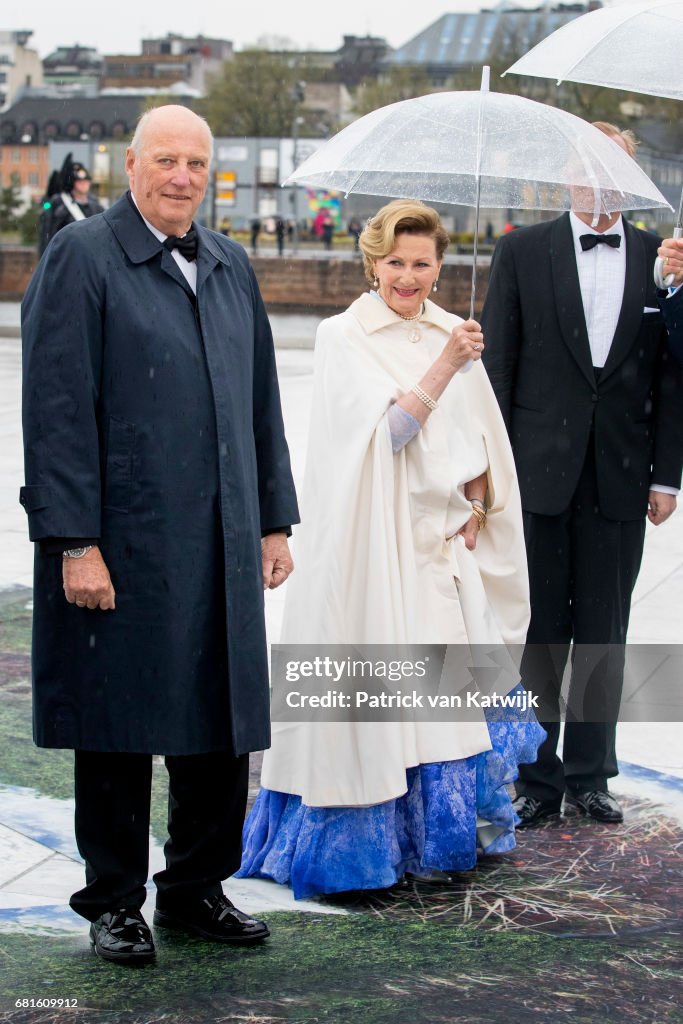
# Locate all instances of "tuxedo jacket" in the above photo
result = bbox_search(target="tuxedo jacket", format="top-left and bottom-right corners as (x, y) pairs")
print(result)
(660, 285), (683, 366)
(482, 213), (683, 521)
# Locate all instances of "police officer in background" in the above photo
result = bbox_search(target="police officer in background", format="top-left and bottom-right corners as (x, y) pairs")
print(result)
(39, 153), (104, 254)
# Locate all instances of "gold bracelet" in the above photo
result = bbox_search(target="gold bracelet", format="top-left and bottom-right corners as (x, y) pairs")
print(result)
(470, 503), (487, 530)
(411, 384), (439, 411)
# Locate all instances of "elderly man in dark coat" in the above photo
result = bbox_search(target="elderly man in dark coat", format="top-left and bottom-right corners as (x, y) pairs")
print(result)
(20, 105), (299, 964)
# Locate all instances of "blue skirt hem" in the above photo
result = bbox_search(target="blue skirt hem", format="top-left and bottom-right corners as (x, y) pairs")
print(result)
(238, 694), (545, 900)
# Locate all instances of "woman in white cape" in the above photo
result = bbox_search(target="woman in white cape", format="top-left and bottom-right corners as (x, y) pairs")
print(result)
(238, 201), (544, 899)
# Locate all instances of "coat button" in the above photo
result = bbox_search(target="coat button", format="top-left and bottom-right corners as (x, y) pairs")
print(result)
(591, 393), (599, 403)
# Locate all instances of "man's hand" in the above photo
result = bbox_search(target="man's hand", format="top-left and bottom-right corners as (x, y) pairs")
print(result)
(647, 490), (677, 526)
(262, 533), (294, 590)
(63, 547), (116, 610)
(657, 238), (683, 288)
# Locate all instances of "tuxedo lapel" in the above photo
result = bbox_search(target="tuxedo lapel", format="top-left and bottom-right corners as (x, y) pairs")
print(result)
(601, 219), (647, 382)
(550, 214), (595, 388)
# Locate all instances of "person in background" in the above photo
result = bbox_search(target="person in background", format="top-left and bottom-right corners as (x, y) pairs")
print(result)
(322, 214), (334, 250)
(482, 122), (683, 828)
(348, 216), (362, 250)
(275, 215), (286, 256)
(250, 216), (261, 254)
(39, 153), (104, 254)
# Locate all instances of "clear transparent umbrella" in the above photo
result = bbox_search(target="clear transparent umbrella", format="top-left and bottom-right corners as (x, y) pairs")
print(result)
(504, 0), (683, 102)
(283, 70), (670, 316)
(504, 0), (683, 286)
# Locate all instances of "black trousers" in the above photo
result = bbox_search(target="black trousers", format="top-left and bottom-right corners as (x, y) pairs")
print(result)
(70, 749), (249, 922)
(517, 446), (646, 803)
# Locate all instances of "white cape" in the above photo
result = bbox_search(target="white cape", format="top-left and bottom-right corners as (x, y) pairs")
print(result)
(262, 293), (530, 806)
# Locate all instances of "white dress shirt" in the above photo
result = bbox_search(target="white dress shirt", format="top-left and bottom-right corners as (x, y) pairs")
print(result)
(569, 210), (625, 368)
(130, 192), (197, 294)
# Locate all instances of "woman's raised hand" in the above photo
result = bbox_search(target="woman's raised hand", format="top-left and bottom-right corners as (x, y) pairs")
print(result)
(442, 320), (485, 372)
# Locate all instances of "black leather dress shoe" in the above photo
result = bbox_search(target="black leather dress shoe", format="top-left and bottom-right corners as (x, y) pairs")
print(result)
(89, 907), (155, 964)
(512, 794), (562, 827)
(565, 790), (624, 823)
(154, 894), (270, 944)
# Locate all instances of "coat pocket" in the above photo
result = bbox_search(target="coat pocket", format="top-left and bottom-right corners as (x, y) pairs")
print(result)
(103, 417), (136, 513)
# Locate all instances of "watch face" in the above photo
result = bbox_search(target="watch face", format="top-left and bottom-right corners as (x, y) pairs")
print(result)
(64, 547), (90, 559)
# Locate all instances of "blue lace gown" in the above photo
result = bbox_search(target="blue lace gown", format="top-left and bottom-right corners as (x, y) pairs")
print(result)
(238, 688), (545, 900)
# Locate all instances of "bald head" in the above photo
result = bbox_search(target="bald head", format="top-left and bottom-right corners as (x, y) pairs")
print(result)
(130, 105), (214, 162)
(125, 105), (213, 237)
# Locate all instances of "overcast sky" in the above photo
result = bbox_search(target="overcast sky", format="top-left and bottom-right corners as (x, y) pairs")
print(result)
(12, 1), (543, 58)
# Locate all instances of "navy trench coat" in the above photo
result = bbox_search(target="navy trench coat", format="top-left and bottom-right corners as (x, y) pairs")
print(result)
(20, 193), (299, 756)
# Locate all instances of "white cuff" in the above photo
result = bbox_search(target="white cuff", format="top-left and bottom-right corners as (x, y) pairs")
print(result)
(650, 484), (679, 495)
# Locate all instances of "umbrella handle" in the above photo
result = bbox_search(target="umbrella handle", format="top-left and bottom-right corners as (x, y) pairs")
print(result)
(654, 225), (682, 290)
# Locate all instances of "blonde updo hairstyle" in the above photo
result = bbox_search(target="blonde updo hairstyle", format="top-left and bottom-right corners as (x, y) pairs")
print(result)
(359, 199), (450, 286)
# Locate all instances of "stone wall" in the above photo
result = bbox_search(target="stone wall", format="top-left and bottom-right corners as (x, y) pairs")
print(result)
(0, 247), (37, 301)
(1, 246), (490, 318)
(250, 255), (490, 319)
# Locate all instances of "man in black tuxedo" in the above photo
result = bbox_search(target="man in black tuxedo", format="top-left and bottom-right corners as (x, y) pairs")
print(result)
(657, 236), (683, 365)
(482, 123), (683, 826)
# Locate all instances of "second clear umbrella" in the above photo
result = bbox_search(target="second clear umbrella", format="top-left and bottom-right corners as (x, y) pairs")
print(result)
(504, 0), (683, 286)
(284, 73), (670, 316)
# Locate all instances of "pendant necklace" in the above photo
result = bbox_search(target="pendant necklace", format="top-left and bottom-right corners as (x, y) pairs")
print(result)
(397, 304), (423, 343)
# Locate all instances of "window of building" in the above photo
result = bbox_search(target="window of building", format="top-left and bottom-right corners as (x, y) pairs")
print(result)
(89, 121), (104, 139)
(257, 148), (279, 187)
(0, 121), (16, 143)
(11, 148), (20, 163)
(44, 121), (60, 138)
(66, 121), (82, 139)
(111, 121), (127, 139)
(28, 172), (39, 185)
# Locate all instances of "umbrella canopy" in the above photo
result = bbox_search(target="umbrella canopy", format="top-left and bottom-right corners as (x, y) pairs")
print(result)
(504, 0), (683, 102)
(283, 89), (669, 217)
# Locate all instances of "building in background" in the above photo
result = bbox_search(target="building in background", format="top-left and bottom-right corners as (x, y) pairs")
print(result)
(0, 30), (43, 111)
(0, 142), (47, 202)
(0, 96), (150, 203)
(0, 95), (149, 145)
(386, 4), (600, 84)
(41, 44), (102, 94)
(103, 35), (232, 95)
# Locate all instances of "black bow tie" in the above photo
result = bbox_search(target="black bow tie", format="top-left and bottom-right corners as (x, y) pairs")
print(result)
(164, 227), (198, 261)
(580, 233), (621, 252)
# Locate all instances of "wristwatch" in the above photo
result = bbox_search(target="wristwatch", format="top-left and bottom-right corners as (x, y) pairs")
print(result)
(63, 546), (94, 559)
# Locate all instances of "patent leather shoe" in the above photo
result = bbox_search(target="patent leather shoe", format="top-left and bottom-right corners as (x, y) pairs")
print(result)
(512, 794), (562, 828)
(565, 790), (623, 823)
(154, 894), (270, 944)
(89, 907), (155, 964)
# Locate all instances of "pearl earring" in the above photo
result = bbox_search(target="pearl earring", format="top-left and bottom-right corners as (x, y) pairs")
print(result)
(432, 279), (439, 293)
(373, 275), (379, 289)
